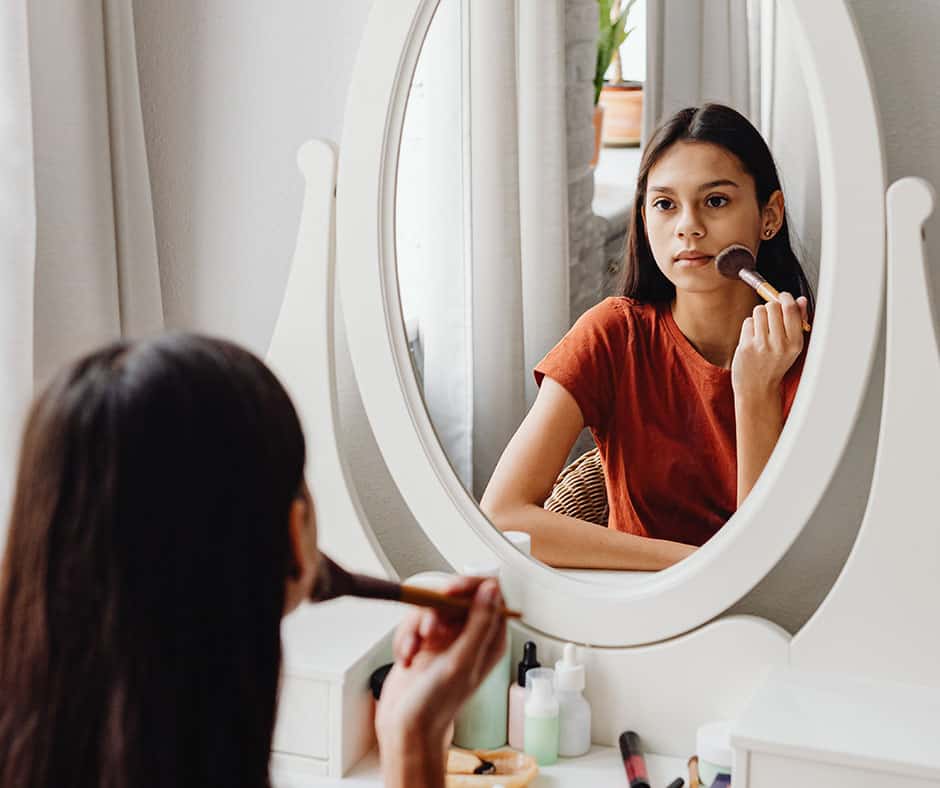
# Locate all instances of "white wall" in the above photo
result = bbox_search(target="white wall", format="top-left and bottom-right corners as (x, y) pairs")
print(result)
(133, 0), (373, 357)
(133, 1), (940, 632)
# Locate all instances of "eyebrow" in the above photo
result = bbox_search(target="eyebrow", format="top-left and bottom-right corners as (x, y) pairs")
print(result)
(648, 179), (741, 195)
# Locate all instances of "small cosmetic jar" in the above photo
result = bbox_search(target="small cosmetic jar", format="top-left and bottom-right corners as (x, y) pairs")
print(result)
(696, 720), (733, 785)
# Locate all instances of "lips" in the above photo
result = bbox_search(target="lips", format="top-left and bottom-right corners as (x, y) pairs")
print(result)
(674, 253), (713, 268)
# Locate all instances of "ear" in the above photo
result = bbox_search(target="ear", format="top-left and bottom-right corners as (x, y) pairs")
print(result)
(284, 493), (319, 614)
(762, 189), (785, 238)
(287, 497), (308, 579)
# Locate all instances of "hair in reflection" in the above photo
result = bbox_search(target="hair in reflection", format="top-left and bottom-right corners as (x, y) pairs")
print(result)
(0, 334), (306, 788)
(621, 103), (815, 315)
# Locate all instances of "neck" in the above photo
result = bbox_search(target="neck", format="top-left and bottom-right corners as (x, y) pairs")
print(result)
(671, 284), (760, 368)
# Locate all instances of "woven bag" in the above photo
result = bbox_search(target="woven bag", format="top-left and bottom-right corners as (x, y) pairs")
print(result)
(543, 447), (609, 526)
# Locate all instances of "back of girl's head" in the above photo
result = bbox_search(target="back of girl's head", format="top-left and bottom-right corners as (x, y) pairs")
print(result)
(621, 102), (814, 312)
(0, 333), (306, 788)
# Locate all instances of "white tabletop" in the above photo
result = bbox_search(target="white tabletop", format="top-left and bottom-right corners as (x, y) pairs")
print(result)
(273, 745), (688, 787)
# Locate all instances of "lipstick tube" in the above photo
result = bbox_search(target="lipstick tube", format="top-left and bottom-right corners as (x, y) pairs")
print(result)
(619, 731), (651, 788)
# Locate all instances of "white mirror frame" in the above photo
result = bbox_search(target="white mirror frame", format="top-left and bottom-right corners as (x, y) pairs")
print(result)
(336, 0), (886, 646)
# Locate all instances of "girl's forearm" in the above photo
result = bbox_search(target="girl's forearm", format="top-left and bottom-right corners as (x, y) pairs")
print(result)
(486, 505), (694, 570)
(734, 386), (785, 507)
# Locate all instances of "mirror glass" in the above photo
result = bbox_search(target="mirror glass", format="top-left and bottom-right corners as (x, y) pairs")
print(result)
(395, 0), (821, 581)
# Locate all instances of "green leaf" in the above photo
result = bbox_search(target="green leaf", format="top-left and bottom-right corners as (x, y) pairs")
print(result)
(594, 0), (640, 101)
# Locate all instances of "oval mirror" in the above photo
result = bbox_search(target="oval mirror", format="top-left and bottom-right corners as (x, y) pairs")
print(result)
(336, 0), (885, 646)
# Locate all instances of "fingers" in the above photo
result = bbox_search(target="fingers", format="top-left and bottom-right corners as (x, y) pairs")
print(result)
(392, 609), (424, 667)
(797, 296), (809, 325)
(739, 314), (754, 343)
(447, 580), (506, 689)
(752, 302), (769, 343)
(776, 292), (803, 340)
(392, 575), (493, 666)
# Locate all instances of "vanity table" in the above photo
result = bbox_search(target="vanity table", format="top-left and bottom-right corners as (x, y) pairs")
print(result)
(265, 0), (939, 785)
(273, 747), (687, 788)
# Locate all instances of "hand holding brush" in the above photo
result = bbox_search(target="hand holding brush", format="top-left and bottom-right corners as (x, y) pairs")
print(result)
(714, 244), (812, 332)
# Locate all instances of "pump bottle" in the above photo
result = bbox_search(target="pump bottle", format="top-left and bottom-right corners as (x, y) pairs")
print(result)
(554, 643), (591, 757)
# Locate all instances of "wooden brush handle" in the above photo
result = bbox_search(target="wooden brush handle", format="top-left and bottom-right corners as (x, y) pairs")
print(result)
(739, 270), (812, 332)
(399, 584), (522, 619)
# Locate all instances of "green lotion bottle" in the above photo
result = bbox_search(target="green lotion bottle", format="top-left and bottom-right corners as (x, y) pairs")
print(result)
(452, 562), (510, 749)
(524, 668), (559, 765)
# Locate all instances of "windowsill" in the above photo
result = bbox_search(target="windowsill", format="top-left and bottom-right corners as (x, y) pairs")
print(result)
(592, 145), (642, 241)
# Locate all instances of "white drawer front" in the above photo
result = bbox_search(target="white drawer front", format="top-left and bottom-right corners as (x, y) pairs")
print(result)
(750, 752), (940, 788)
(273, 675), (330, 760)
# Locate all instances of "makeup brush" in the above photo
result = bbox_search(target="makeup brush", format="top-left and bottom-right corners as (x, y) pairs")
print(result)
(310, 554), (522, 619)
(714, 244), (812, 332)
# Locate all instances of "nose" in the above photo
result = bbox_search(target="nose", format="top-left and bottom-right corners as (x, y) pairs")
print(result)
(676, 206), (705, 239)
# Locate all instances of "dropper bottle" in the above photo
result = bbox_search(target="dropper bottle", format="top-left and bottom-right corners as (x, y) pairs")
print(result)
(508, 641), (540, 749)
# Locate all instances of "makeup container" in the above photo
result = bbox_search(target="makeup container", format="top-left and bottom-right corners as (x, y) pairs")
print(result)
(508, 641), (540, 750)
(523, 667), (559, 765)
(554, 643), (591, 757)
(452, 562), (511, 750)
(696, 721), (733, 786)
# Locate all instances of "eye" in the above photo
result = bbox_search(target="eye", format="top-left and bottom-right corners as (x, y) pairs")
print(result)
(706, 194), (729, 208)
(651, 197), (674, 211)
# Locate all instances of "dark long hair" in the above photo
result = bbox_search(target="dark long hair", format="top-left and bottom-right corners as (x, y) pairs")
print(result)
(0, 334), (306, 788)
(621, 103), (814, 314)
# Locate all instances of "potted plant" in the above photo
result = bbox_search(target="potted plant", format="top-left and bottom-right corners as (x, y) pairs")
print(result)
(593, 0), (641, 161)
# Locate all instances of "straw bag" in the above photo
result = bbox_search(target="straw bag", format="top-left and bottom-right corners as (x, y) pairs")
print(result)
(543, 447), (609, 526)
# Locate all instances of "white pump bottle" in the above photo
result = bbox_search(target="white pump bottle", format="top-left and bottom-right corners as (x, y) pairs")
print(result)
(554, 643), (591, 757)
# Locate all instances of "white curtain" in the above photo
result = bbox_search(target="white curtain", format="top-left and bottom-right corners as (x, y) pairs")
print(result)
(397, 0), (569, 498)
(0, 0), (163, 544)
(643, 0), (760, 142)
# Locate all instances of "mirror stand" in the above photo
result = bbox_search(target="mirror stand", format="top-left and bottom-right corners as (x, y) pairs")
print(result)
(731, 177), (940, 787)
(267, 139), (938, 781)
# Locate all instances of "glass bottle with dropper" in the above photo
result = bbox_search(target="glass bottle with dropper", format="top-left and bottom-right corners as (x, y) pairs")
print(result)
(508, 640), (540, 749)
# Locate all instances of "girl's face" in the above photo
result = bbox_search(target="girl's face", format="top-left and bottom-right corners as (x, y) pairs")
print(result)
(643, 141), (783, 295)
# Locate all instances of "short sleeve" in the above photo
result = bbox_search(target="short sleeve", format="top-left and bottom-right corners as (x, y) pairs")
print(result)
(533, 299), (628, 430)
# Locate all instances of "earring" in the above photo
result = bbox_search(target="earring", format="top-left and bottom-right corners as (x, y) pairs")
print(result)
(764, 228), (774, 238)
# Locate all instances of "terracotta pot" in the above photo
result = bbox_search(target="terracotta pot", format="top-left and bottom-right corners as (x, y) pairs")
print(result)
(599, 83), (643, 147)
(591, 104), (605, 168)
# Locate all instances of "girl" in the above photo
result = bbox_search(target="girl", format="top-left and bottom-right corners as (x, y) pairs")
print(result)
(0, 334), (505, 788)
(481, 104), (813, 571)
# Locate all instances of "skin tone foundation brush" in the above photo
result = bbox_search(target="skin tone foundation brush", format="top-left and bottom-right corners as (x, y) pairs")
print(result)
(310, 553), (522, 619)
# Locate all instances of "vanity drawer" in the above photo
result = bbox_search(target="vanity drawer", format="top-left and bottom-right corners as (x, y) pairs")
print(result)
(273, 675), (330, 760)
(746, 752), (939, 788)
(272, 599), (402, 778)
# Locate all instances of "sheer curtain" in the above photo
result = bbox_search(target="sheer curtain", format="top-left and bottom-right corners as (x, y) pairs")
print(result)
(397, 0), (569, 497)
(0, 0), (163, 543)
(643, 0), (761, 141)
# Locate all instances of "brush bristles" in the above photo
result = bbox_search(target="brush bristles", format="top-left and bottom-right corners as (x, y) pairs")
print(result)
(714, 244), (756, 279)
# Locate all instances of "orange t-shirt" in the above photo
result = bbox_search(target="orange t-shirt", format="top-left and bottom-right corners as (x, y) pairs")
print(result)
(534, 297), (804, 546)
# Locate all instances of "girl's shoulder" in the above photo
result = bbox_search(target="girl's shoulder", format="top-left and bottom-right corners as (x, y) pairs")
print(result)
(560, 298), (660, 359)
(579, 297), (660, 335)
